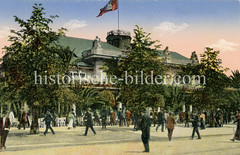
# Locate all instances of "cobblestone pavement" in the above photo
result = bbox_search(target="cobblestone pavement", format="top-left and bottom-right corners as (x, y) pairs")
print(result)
(1, 124), (240, 155)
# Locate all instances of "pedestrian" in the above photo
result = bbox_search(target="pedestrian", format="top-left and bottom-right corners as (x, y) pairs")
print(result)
(156, 110), (165, 132)
(220, 112), (224, 127)
(84, 108), (96, 136)
(31, 113), (39, 134)
(185, 111), (190, 127)
(68, 112), (75, 129)
(101, 107), (107, 129)
(125, 110), (131, 127)
(215, 109), (221, 127)
(209, 110), (215, 127)
(200, 112), (206, 130)
(231, 110), (240, 142)
(131, 113), (135, 125)
(94, 110), (101, 126)
(164, 110), (168, 122)
(133, 112), (141, 131)
(18, 108), (27, 130)
(123, 109), (126, 126)
(223, 110), (228, 124)
(27, 111), (31, 128)
(43, 110), (55, 135)
(166, 112), (175, 141)
(110, 110), (116, 126)
(180, 111), (185, 124)
(191, 115), (201, 140)
(118, 110), (124, 127)
(8, 111), (15, 127)
(0, 111), (11, 152)
(138, 109), (151, 153)
(154, 111), (158, 127)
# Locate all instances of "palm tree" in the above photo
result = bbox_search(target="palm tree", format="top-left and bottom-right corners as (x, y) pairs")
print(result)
(230, 70), (240, 88)
(228, 90), (240, 112)
(73, 87), (106, 115)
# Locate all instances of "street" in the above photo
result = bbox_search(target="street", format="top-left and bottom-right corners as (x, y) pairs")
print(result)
(1, 124), (240, 155)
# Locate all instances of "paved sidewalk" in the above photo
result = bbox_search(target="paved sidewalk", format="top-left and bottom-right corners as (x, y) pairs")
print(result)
(0, 124), (238, 154)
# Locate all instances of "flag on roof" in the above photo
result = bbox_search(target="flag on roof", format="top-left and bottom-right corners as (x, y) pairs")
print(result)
(97, 0), (118, 17)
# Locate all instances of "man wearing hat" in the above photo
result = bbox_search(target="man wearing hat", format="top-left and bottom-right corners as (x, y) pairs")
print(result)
(0, 111), (11, 151)
(43, 110), (55, 135)
(156, 110), (165, 132)
(191, 115), (201, 140)
(84, 108), (96, 136)
(139, 109), (151, 152)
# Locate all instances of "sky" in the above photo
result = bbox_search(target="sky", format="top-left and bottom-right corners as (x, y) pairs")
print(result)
(0, 0), (239, 75)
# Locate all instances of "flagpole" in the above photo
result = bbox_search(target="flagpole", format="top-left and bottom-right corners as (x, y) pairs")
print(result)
(117, 0), (120, 31)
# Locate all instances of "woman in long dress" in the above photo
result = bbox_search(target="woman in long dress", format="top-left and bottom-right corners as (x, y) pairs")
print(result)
(68, 112), (75, 129)
(8, 111), (15, 127)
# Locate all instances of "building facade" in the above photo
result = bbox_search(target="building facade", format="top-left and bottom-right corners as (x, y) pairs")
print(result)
(57, 30), (199, 84)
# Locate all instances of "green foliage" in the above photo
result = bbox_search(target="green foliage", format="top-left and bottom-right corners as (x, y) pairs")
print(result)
(98, 90), (116, 107)
(230, 70), (240, 88)
(0, 3), (73, 114)
(178, 47), (230, 110)
(108, 25), (167, 113)
(200, 47), (227, 73)
(189, 89), (212, 110)
(199, 47), (229, 92)
(73, 86), (106, 114)
(101, 59), (120, 78)
(164, 86), (185, 113)
(227, 90), (240, 110)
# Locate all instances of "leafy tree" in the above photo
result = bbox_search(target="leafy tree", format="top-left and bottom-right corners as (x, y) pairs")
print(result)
(225, 89), (240, 111)
(1, 4), (74, 133)
(108, 25), (167, 114)
(98, 90), (116, 107)
(198, 48), (230, 115)
(101, 59), (120, 78)
(199, 47), (229, 92)
(164, 85), (185, 113)
(177, 47), (230, 120)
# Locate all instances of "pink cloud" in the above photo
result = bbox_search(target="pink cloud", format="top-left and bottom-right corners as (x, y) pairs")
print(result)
(208, 39), (239, 52)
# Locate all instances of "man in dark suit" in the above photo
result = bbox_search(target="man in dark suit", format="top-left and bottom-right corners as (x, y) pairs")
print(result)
(0, 111), (11, 151)
(139, 109), (151, 153)
(84, 108), (96, 136)
(18, 108), (27, 130)
(43, 110), (55, 135)
(156, 110), (165, 132)
(101, 107), (107, 129)
(191, 115), (201, 140)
